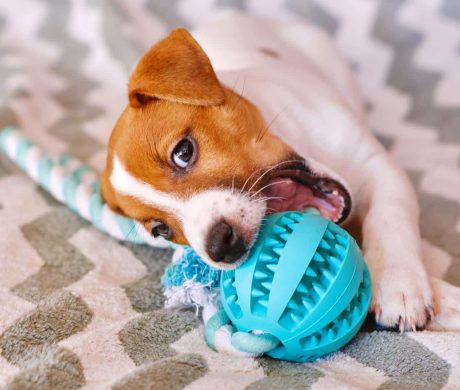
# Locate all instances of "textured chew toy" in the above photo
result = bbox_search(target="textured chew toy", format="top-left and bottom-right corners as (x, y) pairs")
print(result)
(206, 210), (371, 362)
(1, 127), (371, 361)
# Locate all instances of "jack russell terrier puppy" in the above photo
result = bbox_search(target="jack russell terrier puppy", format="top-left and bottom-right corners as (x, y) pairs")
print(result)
(101, 14), (433, 332)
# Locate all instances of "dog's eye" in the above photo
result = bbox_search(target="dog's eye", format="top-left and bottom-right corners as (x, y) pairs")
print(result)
(151, 222), (171, 239)
(171, 138), (194, 169)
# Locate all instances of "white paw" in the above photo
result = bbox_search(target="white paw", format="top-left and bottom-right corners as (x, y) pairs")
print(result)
(370, 267), (434, 331)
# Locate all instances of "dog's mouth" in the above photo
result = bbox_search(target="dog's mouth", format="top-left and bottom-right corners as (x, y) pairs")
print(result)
(261, 161), (351, 223)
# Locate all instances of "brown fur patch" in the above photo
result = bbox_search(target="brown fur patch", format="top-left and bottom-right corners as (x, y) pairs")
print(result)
(128, 29), (225, 107)
(102, 29), (295, 246)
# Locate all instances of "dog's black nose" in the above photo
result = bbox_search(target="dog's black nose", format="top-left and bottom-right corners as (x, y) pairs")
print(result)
(206, 221), (247, 263)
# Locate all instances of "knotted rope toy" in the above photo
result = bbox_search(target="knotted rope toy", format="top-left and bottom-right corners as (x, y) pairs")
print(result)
(0, 127), (371, 361)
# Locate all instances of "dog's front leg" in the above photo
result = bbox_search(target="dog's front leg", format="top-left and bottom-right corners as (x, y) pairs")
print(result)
(359, 155), (434, 331)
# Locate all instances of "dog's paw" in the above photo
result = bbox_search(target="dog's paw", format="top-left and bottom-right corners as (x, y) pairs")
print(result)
(370, 268), (434, 331)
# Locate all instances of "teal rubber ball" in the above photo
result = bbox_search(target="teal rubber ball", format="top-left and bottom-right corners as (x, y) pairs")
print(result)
(220, 210), (371, 362)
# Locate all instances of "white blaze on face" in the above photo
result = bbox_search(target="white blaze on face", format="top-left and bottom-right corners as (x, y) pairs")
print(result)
(110, 155), (266, 266)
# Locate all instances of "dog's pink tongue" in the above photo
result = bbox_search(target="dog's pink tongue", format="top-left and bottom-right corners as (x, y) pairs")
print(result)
(264, 177), (340, 221)
(265, 178), (311, 213)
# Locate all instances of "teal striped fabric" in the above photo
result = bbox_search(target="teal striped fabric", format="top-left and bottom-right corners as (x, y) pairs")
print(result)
(0, 126), (148, 245)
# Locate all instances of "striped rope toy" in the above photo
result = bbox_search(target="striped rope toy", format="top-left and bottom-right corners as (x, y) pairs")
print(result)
(0, 127), (172, 249)
(0, 126), (268, 358)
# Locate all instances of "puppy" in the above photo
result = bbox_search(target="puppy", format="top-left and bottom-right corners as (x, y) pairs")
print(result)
(101, 14), (433, 331)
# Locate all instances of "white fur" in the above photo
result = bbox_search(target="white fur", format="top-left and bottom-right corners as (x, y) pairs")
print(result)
(110, 155), (266, 266)
(191, 13), (433, 330)
(111, 155), (184, 215)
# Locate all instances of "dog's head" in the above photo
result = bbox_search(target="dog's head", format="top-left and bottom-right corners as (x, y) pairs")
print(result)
(102, 28), (351, 269)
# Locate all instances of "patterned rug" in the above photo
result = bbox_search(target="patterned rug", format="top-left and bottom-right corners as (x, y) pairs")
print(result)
(0, 1), (459, 389)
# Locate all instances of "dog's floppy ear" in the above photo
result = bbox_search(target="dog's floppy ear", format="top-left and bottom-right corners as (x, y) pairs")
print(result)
(128, 28), (225, 107)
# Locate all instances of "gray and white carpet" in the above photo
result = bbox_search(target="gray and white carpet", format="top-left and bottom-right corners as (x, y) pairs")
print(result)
(0, 0), (459, 389)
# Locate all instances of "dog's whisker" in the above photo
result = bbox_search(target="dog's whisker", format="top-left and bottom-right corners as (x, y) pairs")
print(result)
(246, 159), (300, 194)
(260, 206), (278, 214)
(431, 318), (447, 331)
(231, 74), (241, 92)
(252, 196), (285, 205)
(240, 158), (302, 195)
(240, 165), (266, 194)
(253, 196), (286, 203)
(230, 75), (246, 113)
(250, 180), (291, 199)
(252, 196), (285, 202)
(256, 106), (288, 143)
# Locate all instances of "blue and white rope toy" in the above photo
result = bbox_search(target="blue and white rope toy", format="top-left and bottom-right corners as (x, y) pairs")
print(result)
(0, 126), (241, 355)
(0, 127), (371, 361)
(0, 127), (160, 246)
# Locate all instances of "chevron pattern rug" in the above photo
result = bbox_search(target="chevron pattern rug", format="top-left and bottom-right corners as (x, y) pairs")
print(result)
(0, 1), (459, 389)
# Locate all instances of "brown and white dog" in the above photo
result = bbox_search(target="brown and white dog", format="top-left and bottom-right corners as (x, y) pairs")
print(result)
(101, 14), (433, 331)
